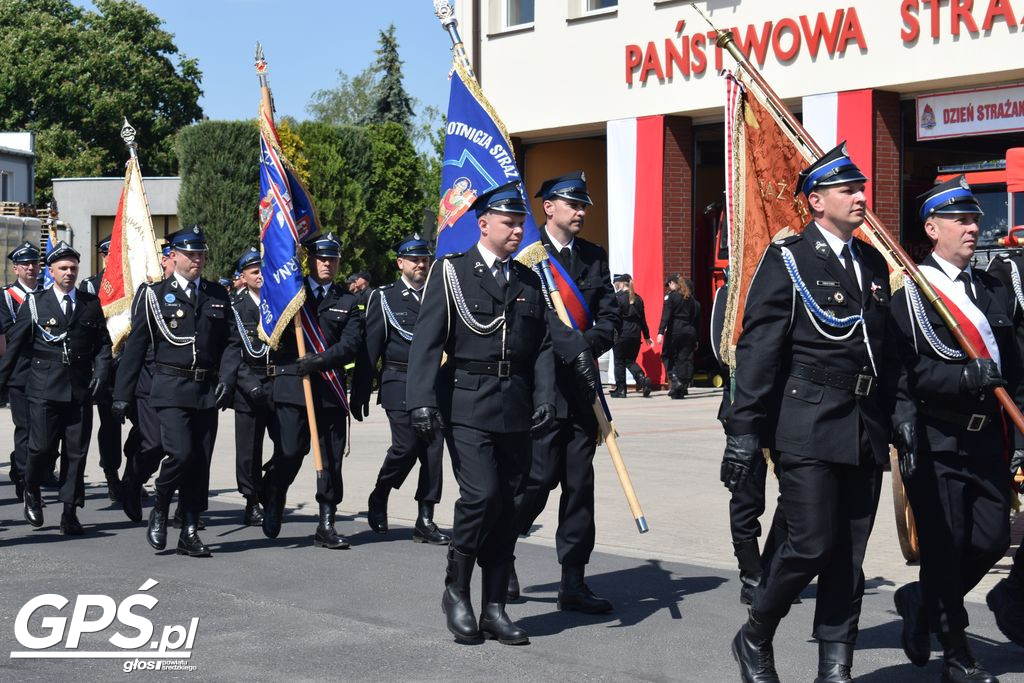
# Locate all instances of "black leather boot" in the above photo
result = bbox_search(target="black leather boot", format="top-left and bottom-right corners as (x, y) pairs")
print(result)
(60, 503), (84, 536)
(506, 561), (520, 601)
(442, 546), (481, 642)
(609, 384), (627, 398)
(243, 497), (264, 526)
(314, 502), (349, 549)
(176, 510), (211, 557)
(261, 484), (283, 539)
(731, 609), (780, 683)
(813, 641), (853, 683)
(104, 470), (121, 503)
(938, 631), (998, 683)
(734, 540), (762, 606)
(558, 564), (613, 613)
(23, 488), (43, 528)
(413, 502), (450, 544)
(479, 562), (529, 645)
(172, 505), (204, 530)
(367, 487), (389, 534)
(640, 375), (652, 397)
(147, 494), (170, 550)
(121, 471), (143, 523)
(987, 573), (1024, 647)
(894, 582), (931, 667)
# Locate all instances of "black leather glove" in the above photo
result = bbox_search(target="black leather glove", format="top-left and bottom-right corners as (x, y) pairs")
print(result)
(111, 400), (131, 424)
(410, 406), (444, 442)
(88, 377), (103, 398)
(350, 398), (369, 423)
(720, 434), (760, 493)
(1010, 449), (1024, 480)
(297, 353), (328, 376)
(247, 385), (270, 409)
(894, 421), (918, 482)
(960, 358), (1005, 393)
(215, 383), (233, 411)
(530, 403), (556, 436)
(572, 351), (599, 404)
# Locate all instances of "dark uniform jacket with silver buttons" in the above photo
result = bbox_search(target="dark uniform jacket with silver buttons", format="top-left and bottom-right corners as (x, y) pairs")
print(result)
(0, 281), (36, 388)
(114, 277), (232, 410)
(225, 289), (273, 413)
(893, 252), (1024, 455)
(79, 270), (104, 296)
(406, 245), (556, 433)
(0, 288), (112, 403)
(352, 279), (421, 412)
(268, 282), (363, 411)
(986, 251), (1024, 364)
(725, 222), (914, 466)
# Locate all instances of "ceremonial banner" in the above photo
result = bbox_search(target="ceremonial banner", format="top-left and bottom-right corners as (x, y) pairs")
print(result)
(41, 226), (57, 289)
(99, 156), (163, 353)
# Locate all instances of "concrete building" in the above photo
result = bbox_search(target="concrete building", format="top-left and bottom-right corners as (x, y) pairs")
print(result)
(51, 176), (180, 279)
(0, 132), (35, 205)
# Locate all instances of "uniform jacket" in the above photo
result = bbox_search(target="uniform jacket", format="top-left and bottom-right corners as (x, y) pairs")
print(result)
(540, 231), (620, 418)
(986, 251), (1024, 359)
(0, 287), (112, 403)
(616, 291), (650, 341)
(0, 281), (37, 388)
(352, 278), (422, 412)
(114, 276), (233, 409)
(224, 289), (274, 413)
(268, 281), (362, 411)
(406, 245), (556, 434)
(894, 252), (1024, 455)
(79, 269), (104, 296)
(725, 222), (914, 466)
(659, 291), (701, 340)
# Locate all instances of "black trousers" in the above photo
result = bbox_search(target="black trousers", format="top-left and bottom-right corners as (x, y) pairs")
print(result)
(26, 397), (92, 507)
(7, 384), (29, 482)
(730, 449), (768, 543)
(123, 395), (164, 488)
(266, 402), (346, 506)
(234, 407), (274, 500)
(753, 452), (882, 644)
(154, 407), (218, 513)
(670, 327), (696, 388)
(446, 424), (530, 567)
(374, 409), (443, 504)
(906, 450), (1010, 633)
(515, 411), (599, 566)
(613, 337), (646, 387)
(94, 396), (122, 475)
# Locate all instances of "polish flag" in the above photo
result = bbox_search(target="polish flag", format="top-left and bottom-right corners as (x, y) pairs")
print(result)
(802, 89), (875, 208)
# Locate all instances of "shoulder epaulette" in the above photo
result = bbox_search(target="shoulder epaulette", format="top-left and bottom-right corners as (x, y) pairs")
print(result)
(379, 282), (396, 291)
(771, 233), (803, 247)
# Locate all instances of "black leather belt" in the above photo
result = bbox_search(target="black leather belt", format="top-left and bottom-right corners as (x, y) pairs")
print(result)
(245, 363), (277, 377)
(33, 349), (89, 365)
(454, 359), (526, 378)
(156, 363), (215, 382)
(383, 361), (408, 372)
(920, 405), (995, 432)
(790, 362), (876, 397)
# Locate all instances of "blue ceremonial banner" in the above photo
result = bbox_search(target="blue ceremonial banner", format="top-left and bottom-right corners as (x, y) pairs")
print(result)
(257, 104), (321, 349)
(41, 227), (56, 288)
(436, 62), (546, 265)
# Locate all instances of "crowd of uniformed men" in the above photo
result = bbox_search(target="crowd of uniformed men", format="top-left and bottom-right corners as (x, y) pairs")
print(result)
(0, 162), (1022, 675)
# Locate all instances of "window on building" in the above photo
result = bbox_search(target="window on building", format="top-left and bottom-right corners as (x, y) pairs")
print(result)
(0, 172), (9, 202)
(587, 0), (616, 9)
(508, 0), (534, 26)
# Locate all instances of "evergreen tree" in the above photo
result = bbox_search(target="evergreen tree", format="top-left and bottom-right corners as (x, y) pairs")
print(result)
(369, 24), (415, 133)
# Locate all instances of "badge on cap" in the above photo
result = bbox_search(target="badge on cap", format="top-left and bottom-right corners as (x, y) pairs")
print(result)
(192, 225), (200, 234)
(960, 175), (970, 190)
(580, 171), (586, 182)
(164, 293), (175, 303)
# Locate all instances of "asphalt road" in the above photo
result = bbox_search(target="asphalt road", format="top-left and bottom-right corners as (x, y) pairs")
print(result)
(0, 391), (1021, 681)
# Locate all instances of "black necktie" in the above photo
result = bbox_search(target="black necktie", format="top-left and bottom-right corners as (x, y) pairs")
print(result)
(840, 244), (858, 290)
(314, 285), (325, 305)
(557, 246), (571, 271)
(958, 272), (978, 305)
(61, 294), (72, 320)
(494, 262), (508, 291)
(185, 281), (195, 299)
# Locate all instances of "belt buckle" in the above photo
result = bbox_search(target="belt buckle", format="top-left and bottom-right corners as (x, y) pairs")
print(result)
(854, 374), (874, 397)
(194, 368), (207, 382)
(497, 360), (510, 378)
(967, 414), (987, 432)
(266, 364), (275, 376)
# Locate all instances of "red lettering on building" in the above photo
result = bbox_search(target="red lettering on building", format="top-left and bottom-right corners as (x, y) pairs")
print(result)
(772, 18), (802, 61)
(982, 0), (1018, 29)
(951, 0), (981, 36)
(801, 9), (844, 58)
(837, 8), (868, 53)
(901, 0), (921, 42)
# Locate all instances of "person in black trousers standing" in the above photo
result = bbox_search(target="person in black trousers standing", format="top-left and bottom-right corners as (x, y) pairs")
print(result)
(658, 274), (700, 398)
(610, 273), (652, 398)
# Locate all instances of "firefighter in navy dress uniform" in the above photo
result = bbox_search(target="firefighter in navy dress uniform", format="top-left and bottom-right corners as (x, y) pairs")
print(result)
(113, 226), (234, 557)
(353, 235), (449, 544)
(610, 273), (652, 398)
(0, 242), (111, 534)
(891, 176), (1023, 683)
(721, 144), (914, 682)
(1, 240), (41, 501)
(259, 232), (364, 549)
(407, 181), (557, 645)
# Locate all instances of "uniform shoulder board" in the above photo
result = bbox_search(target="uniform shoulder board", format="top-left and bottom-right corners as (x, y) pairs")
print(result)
(771, 233), (803, 247)
(441, 251), (465, 260)
(379, 282), (395, 291)
(664, 294), (670, 301)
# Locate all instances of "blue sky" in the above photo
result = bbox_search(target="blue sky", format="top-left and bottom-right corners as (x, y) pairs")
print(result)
(74, 0), (455, 122)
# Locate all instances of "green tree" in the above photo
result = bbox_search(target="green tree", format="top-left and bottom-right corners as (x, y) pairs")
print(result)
(307, 66), (377, 128)
(175, 121), (259, 279)
(0, 0), (203, 201)
(369, 24), (414, 132)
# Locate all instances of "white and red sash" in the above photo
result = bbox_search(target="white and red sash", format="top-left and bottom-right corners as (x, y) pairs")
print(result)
(918, 263), (1001, 372)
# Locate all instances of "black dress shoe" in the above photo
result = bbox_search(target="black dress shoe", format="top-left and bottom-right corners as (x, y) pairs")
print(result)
(367, 488), (388, 534)
(609, 387), (627, 398)
(172, 506), (205, 530)
(105, 471), (122, 503)
(938, 631), (998, 683)
(443, 547), (481, 642)
(987, 576), (1024, 647)
(147, 506), (169, 550)
(60, 505), (85, 536)
(262, 492), (283, 539)
(507, 563), (521, 602)
(731, 610), (780, 683)
(176, 511), (211, 557)
(413, 503), (450, 544)
(243, 498), (264, 526)
(121, 474), (143, 523)
(641, 376), (652, 397)
(313, 503), (350, 549)
(894, 583), (931, 667)
(23, 490), (43, 528)
(479, 563), (529, 645)
(14, 478), (25, 502)
(813, 642), (853, 683)
(557, 564), (613, 613)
